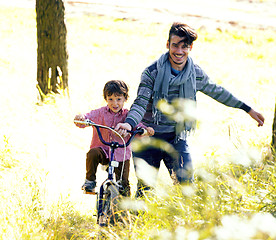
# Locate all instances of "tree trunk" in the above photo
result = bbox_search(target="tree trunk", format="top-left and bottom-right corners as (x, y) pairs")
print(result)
(36, 0), (68, 100)
(272, 102), (276, 153)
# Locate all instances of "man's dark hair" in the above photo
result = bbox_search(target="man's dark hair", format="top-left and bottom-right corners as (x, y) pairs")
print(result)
(168, 22), (198, 45)
(103, 80), (129, 100)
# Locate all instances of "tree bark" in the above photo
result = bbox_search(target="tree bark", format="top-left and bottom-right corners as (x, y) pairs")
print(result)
(272, 102), (276, 153)
(36, 0), (68, 100)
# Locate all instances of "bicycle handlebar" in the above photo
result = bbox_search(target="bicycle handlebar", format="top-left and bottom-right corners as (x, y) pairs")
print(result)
(74, 119), (145, 148)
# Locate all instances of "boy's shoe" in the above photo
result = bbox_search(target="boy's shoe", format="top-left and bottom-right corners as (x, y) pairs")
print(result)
(81, 179), (96, 194)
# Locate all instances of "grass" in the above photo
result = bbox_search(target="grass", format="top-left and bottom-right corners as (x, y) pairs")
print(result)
(0, 4), (276, 240)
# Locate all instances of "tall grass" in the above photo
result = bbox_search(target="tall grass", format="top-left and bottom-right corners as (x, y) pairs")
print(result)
(0, 5), (276, 240)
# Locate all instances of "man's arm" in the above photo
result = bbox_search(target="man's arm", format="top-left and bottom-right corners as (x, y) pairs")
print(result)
(196, 66), (264, 127)
(116, 65), (156, 136)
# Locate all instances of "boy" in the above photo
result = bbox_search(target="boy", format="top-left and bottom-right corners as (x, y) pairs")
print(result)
(74, 80), (154, 196)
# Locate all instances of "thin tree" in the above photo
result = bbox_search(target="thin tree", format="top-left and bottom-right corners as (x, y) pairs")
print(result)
(272, 102), (276, 154)
(36, 0), (68, 100)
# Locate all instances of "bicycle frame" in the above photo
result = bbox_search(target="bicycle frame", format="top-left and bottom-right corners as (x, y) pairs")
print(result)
(74, 119), (144, 226)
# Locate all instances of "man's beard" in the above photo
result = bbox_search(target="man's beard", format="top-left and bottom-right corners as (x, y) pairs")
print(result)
(169, 53), (186, 65)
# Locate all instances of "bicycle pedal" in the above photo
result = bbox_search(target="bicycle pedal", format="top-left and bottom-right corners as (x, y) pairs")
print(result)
(83, 190), (97, 195)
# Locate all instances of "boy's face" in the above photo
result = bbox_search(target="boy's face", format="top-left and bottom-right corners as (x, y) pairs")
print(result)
(106, 93), (126, 113)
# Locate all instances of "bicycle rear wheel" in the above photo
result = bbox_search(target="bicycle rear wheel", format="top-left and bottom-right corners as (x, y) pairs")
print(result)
(98, 184), (120, 226)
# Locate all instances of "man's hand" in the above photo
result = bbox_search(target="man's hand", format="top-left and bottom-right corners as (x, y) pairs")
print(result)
(248, 109), (265, 127)
(115, 123), (132, 138)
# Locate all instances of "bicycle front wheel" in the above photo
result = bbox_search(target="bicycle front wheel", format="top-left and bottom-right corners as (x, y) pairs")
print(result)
(98, 184), (120, 226)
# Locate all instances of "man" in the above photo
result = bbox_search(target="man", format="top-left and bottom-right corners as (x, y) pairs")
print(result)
(115, 22), (264, 197)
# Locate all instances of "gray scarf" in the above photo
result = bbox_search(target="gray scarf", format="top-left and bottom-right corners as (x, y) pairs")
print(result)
(152, 52), (196, 131)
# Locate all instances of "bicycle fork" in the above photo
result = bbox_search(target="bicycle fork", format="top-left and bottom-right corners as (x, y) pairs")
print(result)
(97, 146), (117, 224)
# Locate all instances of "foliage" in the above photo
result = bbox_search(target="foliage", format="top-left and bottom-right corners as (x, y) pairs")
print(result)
(95, 159), (276, 240)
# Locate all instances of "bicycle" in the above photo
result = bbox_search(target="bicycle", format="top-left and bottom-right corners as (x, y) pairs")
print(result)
(74, 119), (145, 226)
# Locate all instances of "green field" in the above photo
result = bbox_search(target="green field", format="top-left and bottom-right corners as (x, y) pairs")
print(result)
(0, 5), (276, 239)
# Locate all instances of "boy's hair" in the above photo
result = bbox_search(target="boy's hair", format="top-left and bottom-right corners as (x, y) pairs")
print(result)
(168, 22), (198, 45)
(103, 80), (129, 100)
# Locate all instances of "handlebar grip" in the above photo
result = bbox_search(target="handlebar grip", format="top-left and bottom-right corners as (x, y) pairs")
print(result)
(133, 127), (146, 136)
(134, 127), (150, 136)
(74, 119), (95, 126)
(140, 128), (148, 136)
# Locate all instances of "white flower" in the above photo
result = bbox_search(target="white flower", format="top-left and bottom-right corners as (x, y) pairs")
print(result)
(215, 215), (256, 240)
(250, 212), (276, 237)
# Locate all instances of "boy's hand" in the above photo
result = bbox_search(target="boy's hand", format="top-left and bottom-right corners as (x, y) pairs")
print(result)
(74, 114), (86, 127)
(145, 127), (155, 136)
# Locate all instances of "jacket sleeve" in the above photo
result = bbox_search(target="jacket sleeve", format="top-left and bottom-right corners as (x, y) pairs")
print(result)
(195, 67), (251, 112)
(125, 67), (155, 129)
